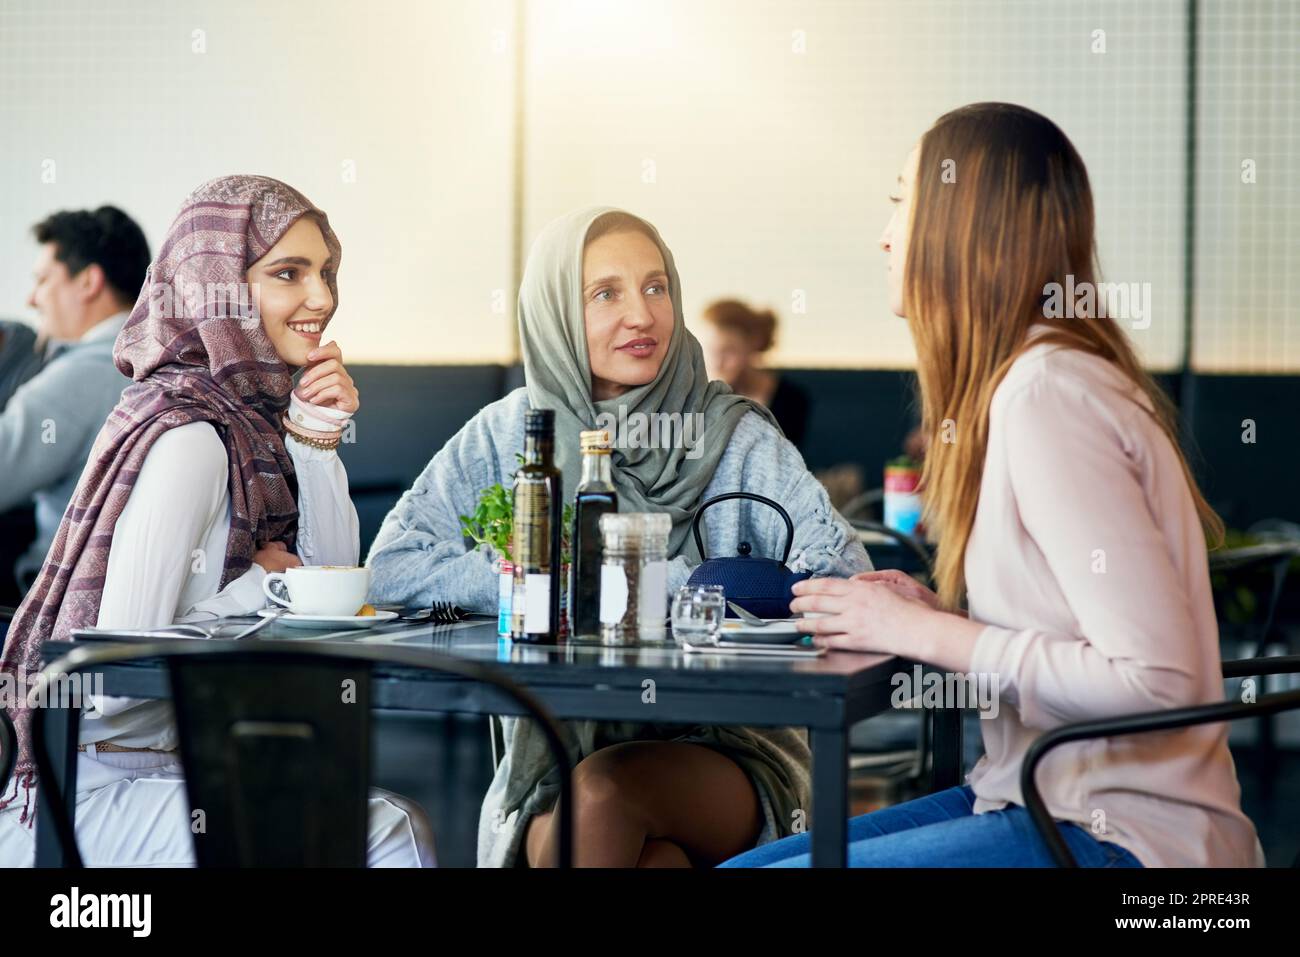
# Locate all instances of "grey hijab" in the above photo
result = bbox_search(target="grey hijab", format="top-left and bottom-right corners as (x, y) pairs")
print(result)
(518, 206), (777, 559)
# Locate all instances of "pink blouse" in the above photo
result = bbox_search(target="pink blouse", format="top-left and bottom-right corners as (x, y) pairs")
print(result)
(964, 332), (1264, 867)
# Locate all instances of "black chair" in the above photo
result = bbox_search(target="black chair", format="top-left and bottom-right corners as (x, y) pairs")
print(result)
(1209, 542), (1298, 652)
(1207, 543), (1299, 762)
(1022, 654), (1300, 867)
(31, 640), (575, 868)
(850, 518), (934, 583)
(839, 488), (885, 525)
(842, 493), (940, 583)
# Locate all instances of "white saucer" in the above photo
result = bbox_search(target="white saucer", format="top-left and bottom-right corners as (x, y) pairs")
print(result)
(718, 618), (805, 644)
(721, 618), (799, 634)
(257, 608), (399, 630)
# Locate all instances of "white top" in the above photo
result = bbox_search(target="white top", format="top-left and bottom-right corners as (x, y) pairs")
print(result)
(964, 334), (1264, 867)
(83, 394), (358, 750)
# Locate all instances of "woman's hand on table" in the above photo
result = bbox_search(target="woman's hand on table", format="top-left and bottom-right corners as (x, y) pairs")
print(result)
(791, 576), (935, 655)
(849, 568), (944, 610)
(791, 575), (984, 672)
(295, 340), (359, 414)
(254, 541), (302, 574)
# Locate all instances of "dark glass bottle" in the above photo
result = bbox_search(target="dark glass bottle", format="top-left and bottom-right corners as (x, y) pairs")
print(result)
(511, 409), (563, 643)
(571, 429), (618, 641)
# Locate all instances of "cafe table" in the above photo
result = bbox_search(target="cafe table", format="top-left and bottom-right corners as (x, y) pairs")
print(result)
(37, 617), (963, 868)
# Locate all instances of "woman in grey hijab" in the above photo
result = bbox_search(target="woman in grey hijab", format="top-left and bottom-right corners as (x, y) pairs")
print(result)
(368, 207), (869, 867)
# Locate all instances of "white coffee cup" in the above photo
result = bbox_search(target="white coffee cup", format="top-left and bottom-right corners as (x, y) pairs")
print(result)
(262, 565), (371, 617)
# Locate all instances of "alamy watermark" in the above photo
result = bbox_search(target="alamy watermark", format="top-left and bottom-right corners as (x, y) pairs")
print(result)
(1042, 274), (1152, 330)
(0, 670), (103, 710)
(49, 887), (150, 937)
(890, 664), (999, 719)
(147, 277), (261, 325)
(594, 406), (705, 460)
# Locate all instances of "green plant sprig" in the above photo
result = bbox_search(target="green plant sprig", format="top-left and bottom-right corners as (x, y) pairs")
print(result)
(459, 482), (515, 563)
(458, 451), (577, 565)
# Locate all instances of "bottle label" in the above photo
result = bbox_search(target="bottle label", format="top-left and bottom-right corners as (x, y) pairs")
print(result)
(884, 491), (923, 536)
(524, 573), (551, 633)
(513, 480), (551, 573)
(638, 560), (668, 621)
(600, 565), (628, 624)
(884, 468), (921, 493)
(497, 568), (513, 636)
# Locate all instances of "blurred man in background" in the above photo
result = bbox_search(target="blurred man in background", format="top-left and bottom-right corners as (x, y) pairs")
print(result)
(0, 206), (149, 602)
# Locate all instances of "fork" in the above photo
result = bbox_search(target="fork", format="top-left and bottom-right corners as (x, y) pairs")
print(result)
(374, 602), (470, 624)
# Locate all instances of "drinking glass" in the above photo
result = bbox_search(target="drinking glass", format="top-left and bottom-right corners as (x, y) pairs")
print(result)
(670, 584), (725, 646)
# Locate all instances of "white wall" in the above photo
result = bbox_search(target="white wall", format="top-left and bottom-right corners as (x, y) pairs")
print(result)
(1, 1), (1295, 370)
(0, 0), (517, 364)
(522, 0), (1189, 369)
(1194, 0), (1300, 372)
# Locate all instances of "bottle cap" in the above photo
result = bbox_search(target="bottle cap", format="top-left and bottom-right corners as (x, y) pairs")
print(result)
(580, 429), (612, 451)
(599, 512), (672, 541)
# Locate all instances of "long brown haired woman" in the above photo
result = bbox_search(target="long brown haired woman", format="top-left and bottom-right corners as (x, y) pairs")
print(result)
(722, 103), (1262, 868)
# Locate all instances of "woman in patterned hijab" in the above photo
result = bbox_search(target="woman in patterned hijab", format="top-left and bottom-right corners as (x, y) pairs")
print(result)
(0, 176), (378, 845)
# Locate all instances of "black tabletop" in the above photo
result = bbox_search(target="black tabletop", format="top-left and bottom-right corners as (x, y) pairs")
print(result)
(59, 616), (908, 698)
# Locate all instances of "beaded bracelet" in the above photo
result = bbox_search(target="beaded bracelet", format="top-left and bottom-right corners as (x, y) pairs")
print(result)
(285, 417), (343, 441)
(285, 429), (341, 451)
(283, 413), (342, 451)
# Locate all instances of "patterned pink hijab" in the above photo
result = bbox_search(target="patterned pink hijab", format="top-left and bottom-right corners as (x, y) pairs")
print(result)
(0, 175), (342, 821)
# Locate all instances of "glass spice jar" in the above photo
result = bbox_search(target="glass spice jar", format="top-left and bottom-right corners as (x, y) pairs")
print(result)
(598, 512), (671, 646)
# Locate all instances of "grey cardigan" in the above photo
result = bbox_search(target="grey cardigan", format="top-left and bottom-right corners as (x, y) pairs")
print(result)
(366, 387), (871, 866)
(0, 313), (129, 585)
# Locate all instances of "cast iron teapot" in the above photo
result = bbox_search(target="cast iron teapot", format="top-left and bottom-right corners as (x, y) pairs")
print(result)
(685, 491), (810, 619)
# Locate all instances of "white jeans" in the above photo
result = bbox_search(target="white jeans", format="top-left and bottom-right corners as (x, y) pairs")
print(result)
(0, 749), (421, 867)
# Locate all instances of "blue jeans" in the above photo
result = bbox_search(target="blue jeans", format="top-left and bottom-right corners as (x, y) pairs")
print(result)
(719, 785), (1144, 868)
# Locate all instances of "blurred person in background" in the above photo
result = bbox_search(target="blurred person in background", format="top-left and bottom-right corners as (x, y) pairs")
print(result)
(0, 318), (43, 605)
(696, 298), (811, 449)
(0, 206), (149, 598)
(0, 319), (41, 410)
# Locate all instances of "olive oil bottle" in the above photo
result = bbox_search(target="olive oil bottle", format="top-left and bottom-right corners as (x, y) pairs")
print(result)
(511, 409), (563, 643)
(570, 429), (618, 641)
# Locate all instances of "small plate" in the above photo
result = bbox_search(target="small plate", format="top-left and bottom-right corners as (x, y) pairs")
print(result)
(257, 608), (398, 630)
(717, 618), (807, 644)
(684, 640), (824, 656)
